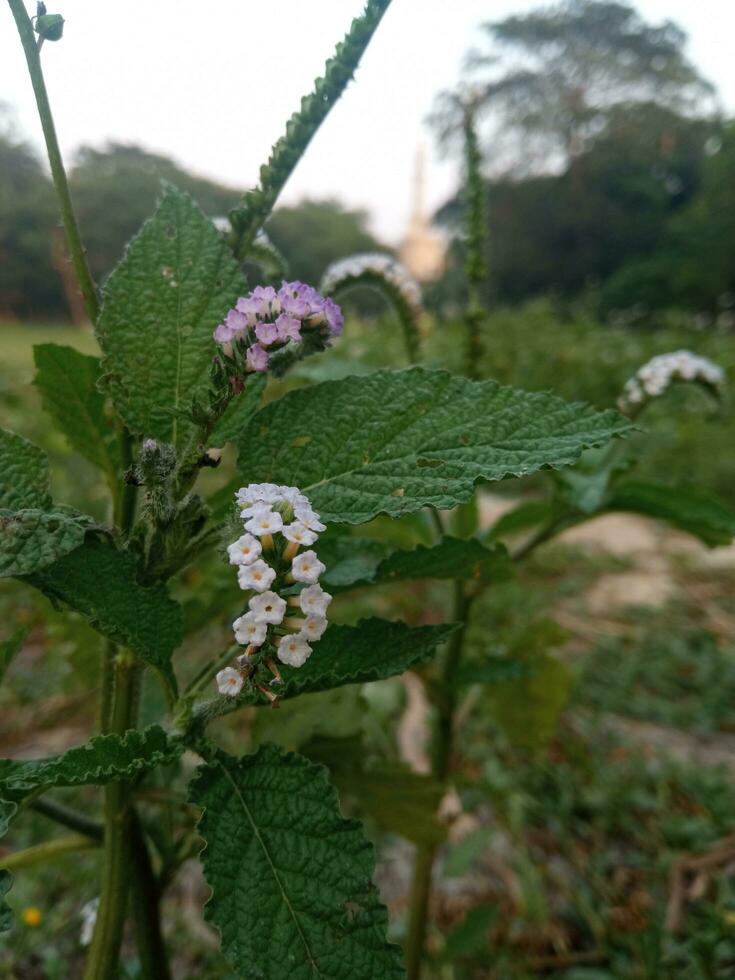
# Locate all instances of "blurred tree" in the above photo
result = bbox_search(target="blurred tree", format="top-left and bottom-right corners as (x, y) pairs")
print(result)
(601, 123), (735, 316)
(265, 198), (384, 285)
(433, 104), (716, 305)
(0, 107), (64, 320)
(443, 0), (713, 174)
(69, 143), (239, 282)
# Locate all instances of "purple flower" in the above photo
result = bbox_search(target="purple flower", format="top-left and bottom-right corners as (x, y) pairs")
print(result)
(278, 280), (318, 318)
(251, 285), (279, 316)
(246, 344), (269, 373)
(213, 320), (235, 343)
(323, 298), (344, 336)
(235, 295), (262, 322)
(225, 308), (248, 334)
(275, 313), (301, 343)
(254, 321), (280, 346)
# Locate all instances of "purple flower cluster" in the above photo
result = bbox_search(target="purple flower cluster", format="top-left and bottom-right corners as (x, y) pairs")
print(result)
(213, 282), (344, 373)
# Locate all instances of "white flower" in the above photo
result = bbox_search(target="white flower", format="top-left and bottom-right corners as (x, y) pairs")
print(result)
(282, 520), (319, 547)
(236, 483), (281, 507)
(237, 558), (277, 592)
(244, 506), (284, 537)
(227, 533), (262, 566)
(249, 590), (287, 625)
(233, 612), (268, 647)
(299, 615), (328, 642)
(216, 667), (244, 697)
(291, 550), (326, 584)
(277, 633), (313, 668)
(299, 583), (332, 616)
(294, 502), (326, 532)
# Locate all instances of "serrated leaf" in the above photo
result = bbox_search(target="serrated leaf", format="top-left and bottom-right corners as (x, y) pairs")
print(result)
(0, 429), (50, 510)
(0, 725), (181, 795)
(606, 481), (735, 547)
(237, 368), (632, 524)
(189, 745), (405, 979)
(33, 344), (120, 482)
(0, 509), (89, 577)
(278, 619), (457, 699)
(0, 626), (29, 685)
(97, 184), (246, 448)
(317, 536), (511, 591)
(26, 537), (182, 697)
(210, 373), (266, 447)
(0, 870), (12, 933)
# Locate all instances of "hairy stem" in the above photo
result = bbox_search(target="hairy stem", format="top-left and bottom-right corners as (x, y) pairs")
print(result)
(462, 103), (487, 380)
(6, 0), (99, 324)
(229, 0), (393, 258)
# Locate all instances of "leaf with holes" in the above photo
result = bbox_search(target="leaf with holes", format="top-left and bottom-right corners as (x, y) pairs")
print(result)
(26, 536), (182, 697)
(33, 344), (120, 483)
(0, 428), (50, 511)
(96, 184), (246, 448)
(237, 368), (632, 523)
(189, 744), (405, 979)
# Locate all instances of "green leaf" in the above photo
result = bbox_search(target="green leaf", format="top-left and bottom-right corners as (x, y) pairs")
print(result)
(0, 727), (181, 849)
(486, 499), (558, 542)
(26, 537), (182, 697)
(33, 344), (120, 483)
(97, 184), (246, 448)
(237, 368), (631, 524)
(485, 653), (572, 753)
(305, 738), (446, 846)
(318, 536), (511, 591)
(0, 509), (89, 578)
(209, 373), (266, 447)
(606, 481), (735, 547)
(277, 619), (456, 700)
(0, 725), (180, 795)
(0, 870), (12, 933)
(189, 745), (405, 979)
(0, 428), (50, 510)
(316, 536), (389, 590)
(0, 626), (29, 685)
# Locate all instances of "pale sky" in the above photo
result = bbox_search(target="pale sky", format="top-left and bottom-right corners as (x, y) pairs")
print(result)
(1, 0), (733, 243)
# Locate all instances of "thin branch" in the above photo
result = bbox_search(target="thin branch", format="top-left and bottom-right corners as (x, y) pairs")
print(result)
(6, 0), (99, 323)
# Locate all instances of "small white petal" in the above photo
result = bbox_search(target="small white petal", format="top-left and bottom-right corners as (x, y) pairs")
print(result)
(298, 583), (332, 616)
(249, 590), (287, 625)
(291, 549), (326, 584)
(227, 533), (262, 566)
(216, 667), (244, 697)
(276, 633), (312, 668)
(282, 520), (318, 546)
(237, 558), (277, 592)
(299, 615), (328, 642)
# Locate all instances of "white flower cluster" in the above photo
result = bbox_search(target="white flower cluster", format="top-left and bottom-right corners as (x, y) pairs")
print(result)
(215, 483), (332, 699)
(320, 252), (424, 323)
(618, 350), (725, 413)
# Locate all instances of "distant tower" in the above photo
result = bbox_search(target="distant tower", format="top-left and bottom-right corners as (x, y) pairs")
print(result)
(399, 145), (446, 283)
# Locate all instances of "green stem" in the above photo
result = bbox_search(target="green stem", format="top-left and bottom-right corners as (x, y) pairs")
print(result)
(82, 655), (140, 980)
(6, 0), (99, 324)
(31, 797), (103, 841)
(404, 582), (475, 979)
(129, 812), (172, 980)
(462, 103), (487, 380)
(0, 834), (96, 873)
